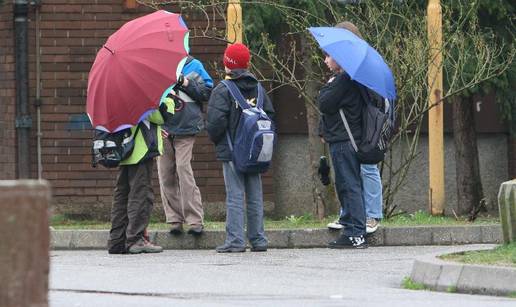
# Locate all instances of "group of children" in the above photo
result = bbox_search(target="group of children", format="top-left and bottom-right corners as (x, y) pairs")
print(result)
(107, 21), (382, 254)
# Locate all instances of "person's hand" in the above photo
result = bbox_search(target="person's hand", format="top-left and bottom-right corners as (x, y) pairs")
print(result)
(320, 137), (326, 144)
(161, 129), (169, 139)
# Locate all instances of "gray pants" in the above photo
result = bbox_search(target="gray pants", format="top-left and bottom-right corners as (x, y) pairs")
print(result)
(222, 162), (268, 248)
(108, 159), (154, 252)
(157, 136), (204, 226)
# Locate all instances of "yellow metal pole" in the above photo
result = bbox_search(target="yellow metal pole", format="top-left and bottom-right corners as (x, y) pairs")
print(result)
(427, 0), (445, 215)
(227, 0), (243, 44)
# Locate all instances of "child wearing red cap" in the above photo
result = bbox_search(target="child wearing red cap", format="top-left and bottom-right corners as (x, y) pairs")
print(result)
(207, 43), (275, 253)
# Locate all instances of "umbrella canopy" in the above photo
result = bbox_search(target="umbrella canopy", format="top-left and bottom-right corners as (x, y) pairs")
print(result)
(308, 27), (396, 100)
(87, 10), (189, 132)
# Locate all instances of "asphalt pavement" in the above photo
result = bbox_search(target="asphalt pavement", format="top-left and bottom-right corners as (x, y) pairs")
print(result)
(49, 245), (516, 307)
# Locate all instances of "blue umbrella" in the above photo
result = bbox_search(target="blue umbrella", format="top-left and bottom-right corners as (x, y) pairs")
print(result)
(308, 27), (396, 100)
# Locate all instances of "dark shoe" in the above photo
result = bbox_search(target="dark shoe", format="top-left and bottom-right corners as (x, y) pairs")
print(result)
(108, 244), (127, 254)
(128, 239), (163, 254)
(216, 244), (246, 253)
(169, 223), (183, 235)
(328, 235), (368, 249)
(187, 225), (204, 236)
(250, 245), (267, 252)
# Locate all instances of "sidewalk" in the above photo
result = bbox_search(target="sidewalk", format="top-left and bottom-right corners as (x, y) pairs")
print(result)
(51, 224), (502, 250)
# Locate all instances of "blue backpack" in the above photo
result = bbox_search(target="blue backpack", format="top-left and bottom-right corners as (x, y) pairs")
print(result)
(222, 80), (276, 173)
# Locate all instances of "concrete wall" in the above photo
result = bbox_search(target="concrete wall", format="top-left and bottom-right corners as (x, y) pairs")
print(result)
(272, 135), (315, 218)
(274, 133), (509, 216)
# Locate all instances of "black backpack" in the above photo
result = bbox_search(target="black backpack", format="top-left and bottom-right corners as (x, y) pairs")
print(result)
(339, 85), (395, 164)
(91, 125), (139, 168)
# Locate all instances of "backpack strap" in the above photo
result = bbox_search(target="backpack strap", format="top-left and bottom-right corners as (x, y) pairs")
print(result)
(221, 80), (264, 110)
(339, 109), (359, 153)
(221, 80), (250, 110)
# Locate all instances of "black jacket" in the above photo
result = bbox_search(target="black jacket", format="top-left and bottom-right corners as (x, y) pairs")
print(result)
(318, 72), (363, 144)
(206, 70), (275, 161)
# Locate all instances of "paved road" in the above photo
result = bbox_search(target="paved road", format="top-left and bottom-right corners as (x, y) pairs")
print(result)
(50, 245), (515, 307)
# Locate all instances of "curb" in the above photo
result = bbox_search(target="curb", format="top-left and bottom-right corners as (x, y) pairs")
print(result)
(51, 224), (502, 250)
(410, 247), (516, 296)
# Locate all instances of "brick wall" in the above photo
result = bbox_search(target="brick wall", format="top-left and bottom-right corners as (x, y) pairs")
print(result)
(0, 1), (274, 220)
(0, 5), (16, 179)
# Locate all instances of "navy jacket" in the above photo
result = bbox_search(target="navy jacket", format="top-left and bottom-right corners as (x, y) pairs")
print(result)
(206, 70), (275, 161)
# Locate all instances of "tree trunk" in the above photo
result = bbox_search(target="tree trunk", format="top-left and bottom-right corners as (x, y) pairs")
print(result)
(452, 96), (484, 216)
(300, 37), (339, 219)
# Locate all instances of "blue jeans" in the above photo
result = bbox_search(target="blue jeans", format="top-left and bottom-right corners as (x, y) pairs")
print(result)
(361, 164), (383, 220)
(330, 141), (366, 237)
(222, 162), (268, 248)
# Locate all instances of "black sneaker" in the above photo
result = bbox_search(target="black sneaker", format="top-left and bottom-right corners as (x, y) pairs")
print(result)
(328, 235), (368, 249)
(169, 223), (183, 235)
(216, 244), (246, 253)
(187, 225), (204, 236)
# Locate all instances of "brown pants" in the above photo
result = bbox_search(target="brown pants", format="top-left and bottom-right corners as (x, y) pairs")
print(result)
(108, 159), (154, 253)
(157, 136), (204, 226)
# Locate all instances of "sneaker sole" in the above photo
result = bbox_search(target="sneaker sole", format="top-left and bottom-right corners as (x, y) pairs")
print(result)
(187, 229), (203, 236)
(366, 225), (379, 234)
(216, 248), (246, 253)
(328, 244), (368, 249)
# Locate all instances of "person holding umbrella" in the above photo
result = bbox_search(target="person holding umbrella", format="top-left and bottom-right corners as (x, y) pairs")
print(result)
(309, 24), (396, 249)
(86, 11), (190, 254)
(324, 22), (384, 235)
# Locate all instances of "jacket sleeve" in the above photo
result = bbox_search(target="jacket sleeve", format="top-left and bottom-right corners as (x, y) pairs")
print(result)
(318, 72), (352, 115)
(147, 109), (164, 125)
(206, 85), (230, 144)
(180, 60), (214, 103)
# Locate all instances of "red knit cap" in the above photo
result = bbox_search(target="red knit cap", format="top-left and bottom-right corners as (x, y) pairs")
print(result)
(223, 43), (250, 69)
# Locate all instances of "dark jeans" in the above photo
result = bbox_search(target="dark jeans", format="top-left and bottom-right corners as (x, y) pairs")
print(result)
(330, 141), (366, 237)
(108, 159), (154, 253)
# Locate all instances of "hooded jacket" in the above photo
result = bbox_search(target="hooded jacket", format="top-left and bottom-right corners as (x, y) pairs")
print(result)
(318, 72), (363, 144)
(206, 69), (275, 161)
(120, 108), (165, 165)
(163, 56), (213, 136)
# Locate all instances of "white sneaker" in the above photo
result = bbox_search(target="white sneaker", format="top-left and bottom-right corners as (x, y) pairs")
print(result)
(366, 218), (380, 234)
(327, 220), (344, 230)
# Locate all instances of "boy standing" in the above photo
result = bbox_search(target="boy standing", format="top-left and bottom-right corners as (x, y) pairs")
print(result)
(157, 56), (213, 236)
(107, 107), (168, 255)
(206, 43), (275, 253)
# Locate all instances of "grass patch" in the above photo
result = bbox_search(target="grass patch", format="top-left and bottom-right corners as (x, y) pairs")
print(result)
(50, 210), (499, 230)
(382, 210), (498, 226)
(401, 277), (428, 290)
(440, 243), (516, 267)
(508, 292), (516, 298)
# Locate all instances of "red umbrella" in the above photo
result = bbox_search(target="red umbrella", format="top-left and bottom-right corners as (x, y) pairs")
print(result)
(87, 10), (189, 132)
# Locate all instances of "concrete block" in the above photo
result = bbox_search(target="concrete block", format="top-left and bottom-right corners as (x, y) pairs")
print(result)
(435, 264), (463, 291)
(480, 224), (502, 243)
(457, 265), (516, 295)
(266, 230), (290, 248)
(498, 179), (516, 243)
(51, 230), (75, 249)
(410, 259), (439, 287)
(384, 227), (432, 246)
(0, 180), (51, 307)
(432, 226), (482, 245)
(71, 230), (109, 249)
(289, 229), (337, 248)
